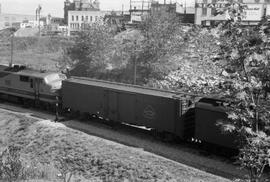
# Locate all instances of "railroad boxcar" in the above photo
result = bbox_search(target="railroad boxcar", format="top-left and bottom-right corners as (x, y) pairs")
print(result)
(0, 65), (64, 104)
(195, 98), (238, 149)
(62, 77), (197, 139)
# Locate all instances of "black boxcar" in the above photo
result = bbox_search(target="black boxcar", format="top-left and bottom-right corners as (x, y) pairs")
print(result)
(62, 77), (193, 139)
(195, 98), (238, 149)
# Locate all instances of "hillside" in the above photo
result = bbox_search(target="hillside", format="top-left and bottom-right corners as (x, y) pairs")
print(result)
(0, 27), (224, 94)
(0, 32), (73, 71)
(0, 108), (231, 181)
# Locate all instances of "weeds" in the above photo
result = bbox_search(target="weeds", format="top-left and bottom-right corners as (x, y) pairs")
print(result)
(0, 145), (22, 182)
(0, 145), (56, 181)
(55, 155), (75, 182)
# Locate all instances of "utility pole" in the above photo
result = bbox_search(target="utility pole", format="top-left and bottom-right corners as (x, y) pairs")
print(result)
(134, 54), (137, 85)
(36, 5), (42, 36)
(133, 40), (137, 85)
(9, 33), (14, 67)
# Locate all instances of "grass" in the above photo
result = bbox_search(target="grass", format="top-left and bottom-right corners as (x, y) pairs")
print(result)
(0, 36), (73, 71)
(0, 109), (230, 182)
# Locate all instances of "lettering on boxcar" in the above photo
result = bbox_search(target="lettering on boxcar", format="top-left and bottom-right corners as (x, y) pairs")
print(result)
(143, 105), (156, 120)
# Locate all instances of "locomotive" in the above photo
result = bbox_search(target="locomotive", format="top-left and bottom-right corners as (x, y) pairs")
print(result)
(0, 64), (236, 150)
(0, 64), (64, 106)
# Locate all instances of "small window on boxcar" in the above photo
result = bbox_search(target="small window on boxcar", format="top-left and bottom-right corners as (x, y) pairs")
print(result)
(20, 76), (29, 82)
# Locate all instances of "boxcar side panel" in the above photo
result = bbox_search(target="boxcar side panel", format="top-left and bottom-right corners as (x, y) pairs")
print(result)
(62, 79), (183, 138)
(62, 81), (105, 115)
(117, 92), (136, 124)
(134, 94), (178, 134)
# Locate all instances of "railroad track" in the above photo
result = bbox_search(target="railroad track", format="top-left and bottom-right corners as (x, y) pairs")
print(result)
(0, 100), (246, 180)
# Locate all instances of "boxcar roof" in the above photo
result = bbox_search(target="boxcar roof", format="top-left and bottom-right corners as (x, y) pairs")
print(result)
(65, 77), (197, 99)
(0, 65), (55, 79)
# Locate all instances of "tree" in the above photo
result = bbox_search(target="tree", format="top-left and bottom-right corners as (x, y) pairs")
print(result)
(215, 1), (270, 181)
(134, 13), (187, 84)
(0, 145), (23, 182)
(66, 23), (115, 77)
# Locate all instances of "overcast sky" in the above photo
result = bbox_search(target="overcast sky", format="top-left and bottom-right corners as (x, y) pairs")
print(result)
(0, 0), (195, 17)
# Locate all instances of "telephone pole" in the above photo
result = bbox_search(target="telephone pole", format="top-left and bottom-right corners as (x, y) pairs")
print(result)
(9, 33), (14, 67)
(36, 5), (42, 36)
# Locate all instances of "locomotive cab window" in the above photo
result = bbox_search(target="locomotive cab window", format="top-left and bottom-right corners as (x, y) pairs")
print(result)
(20, 76), (30, 82)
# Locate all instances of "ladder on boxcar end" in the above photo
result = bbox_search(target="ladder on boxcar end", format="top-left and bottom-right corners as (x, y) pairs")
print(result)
(180, 97), (200, 139)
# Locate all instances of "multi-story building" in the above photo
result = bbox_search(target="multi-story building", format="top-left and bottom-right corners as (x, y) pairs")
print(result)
(128, 1), (195, 25)
(64, 0), (100, 24)
(129, 0), (151, 24)
(195, 0), (270, 26)
(68, 10), (108, 35)
(104, 11), (130, 31)
(151, 2), (195, 24)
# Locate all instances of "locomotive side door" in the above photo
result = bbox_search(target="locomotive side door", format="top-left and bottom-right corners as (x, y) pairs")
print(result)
(104, 90), (118, 121)
(30, 78), (40, 104)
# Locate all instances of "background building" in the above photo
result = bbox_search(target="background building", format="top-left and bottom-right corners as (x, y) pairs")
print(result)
(128, 0), (195, 25)
(64, 0), (100, 24)
(151, 2), (195, 24)
(195, 0), (270, 26)
(40, 15), (67, 36)
(20, 20), (44, 28)
(0, 14), (36, 30)
(129, 0), (151, 24)
(68, 10), (108, 35)
(104, 11), (130, 32)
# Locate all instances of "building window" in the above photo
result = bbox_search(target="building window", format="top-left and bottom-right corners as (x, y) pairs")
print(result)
(76, 16), (78, 21)
(72, 15), (74, 21)
(202, 8), (207, 16)
(90, 16), (92, 22)
(211, 8), (216, 16)
(4, 22), (10, 26)
(95, 16), (98, 21)
(86, 16), (88, 21)
(82, 16), (84, 21)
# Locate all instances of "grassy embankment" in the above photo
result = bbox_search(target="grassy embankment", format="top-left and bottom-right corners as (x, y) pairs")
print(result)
(0, 35), (72, 71)
(0, 109), (231, 181)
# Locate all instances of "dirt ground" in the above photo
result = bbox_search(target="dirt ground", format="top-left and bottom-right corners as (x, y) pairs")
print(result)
(0, 108), (231, 182)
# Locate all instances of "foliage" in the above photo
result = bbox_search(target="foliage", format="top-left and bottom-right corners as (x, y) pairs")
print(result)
(0, 145), (22, 182)
(146, 26), (223, 94)
(66, 14), (188, 85)
(55, 156), (75, 182)
(135, 13), (187, 83)
(239, 136), (270, 182)
(216, 0), (270, 181)
(66, 23), (115, 77)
